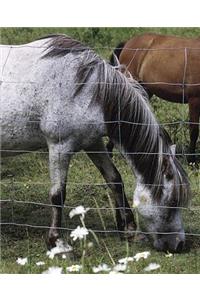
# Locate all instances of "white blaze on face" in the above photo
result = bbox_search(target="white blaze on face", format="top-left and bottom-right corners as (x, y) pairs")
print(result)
(133, 182), (152, 207)
(162, 174), (174, 200)
(133, 171), (179, 235)
(133, 180), (160, 222)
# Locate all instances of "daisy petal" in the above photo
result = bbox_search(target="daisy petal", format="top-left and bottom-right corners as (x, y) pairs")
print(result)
(144, 263), (160, 272)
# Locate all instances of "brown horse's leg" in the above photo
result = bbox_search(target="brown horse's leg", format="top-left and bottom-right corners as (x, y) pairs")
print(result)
(86, 139), (136, 238)
(188, 97), (200, 164)
(48, 142), (73, 248)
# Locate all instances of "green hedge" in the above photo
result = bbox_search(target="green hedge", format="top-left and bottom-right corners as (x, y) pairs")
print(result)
(1, 27), (200, 51)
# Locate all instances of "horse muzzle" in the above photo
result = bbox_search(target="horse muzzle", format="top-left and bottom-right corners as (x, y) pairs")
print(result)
(153, 231), (185, 253)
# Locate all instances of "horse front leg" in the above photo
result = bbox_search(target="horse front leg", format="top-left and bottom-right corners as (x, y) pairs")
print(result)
(47, 142), (73, 248)
(86, 139), (136, 239)
(188, 97), (200, 164)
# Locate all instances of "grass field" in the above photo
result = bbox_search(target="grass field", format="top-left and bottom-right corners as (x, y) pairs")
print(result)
(1, 27), (200, 274)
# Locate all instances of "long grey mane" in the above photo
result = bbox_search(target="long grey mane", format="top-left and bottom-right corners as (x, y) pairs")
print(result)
(41, 34), (190, 206)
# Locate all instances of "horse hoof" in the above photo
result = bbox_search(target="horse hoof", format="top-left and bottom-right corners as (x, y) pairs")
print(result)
(47, 235), (58, 249)
(46, 238), (74, 259)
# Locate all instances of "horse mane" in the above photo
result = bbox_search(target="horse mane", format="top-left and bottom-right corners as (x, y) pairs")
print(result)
(40, 34), (89, 58)
(40, 34), (190, 206)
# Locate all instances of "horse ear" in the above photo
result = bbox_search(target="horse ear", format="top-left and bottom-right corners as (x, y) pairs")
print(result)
(170, 144), (176, 158)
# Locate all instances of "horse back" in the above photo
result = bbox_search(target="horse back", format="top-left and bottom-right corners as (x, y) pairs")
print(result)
(120, 33), (200, 101)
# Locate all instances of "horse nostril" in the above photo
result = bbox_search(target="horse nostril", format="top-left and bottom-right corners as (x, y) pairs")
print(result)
(163, 241), (169, 251)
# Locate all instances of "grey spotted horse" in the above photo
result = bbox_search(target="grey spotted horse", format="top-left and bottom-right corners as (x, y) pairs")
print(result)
(0, 35), (190, 252)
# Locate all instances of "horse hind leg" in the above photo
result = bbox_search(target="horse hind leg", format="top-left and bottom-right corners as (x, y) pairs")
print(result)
(47, 141), (73, 248)
(188, 97), (200, 165)
(86, 139), (137, 239)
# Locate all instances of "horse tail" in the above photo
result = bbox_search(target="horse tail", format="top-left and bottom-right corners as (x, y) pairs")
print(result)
(109, 41), (126, 66)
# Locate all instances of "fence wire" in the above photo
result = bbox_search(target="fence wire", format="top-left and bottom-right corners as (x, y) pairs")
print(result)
(0, 43), (200, 244)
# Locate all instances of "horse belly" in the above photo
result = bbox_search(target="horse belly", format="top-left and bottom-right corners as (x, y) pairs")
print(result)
(0, 118), (46, 156)
(144, 83), (186, 103)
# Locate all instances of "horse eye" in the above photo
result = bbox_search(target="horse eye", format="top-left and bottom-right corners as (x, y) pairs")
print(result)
(166, 169), (174, 180)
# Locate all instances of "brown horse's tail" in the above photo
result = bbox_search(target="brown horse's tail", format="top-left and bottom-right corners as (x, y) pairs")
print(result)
(109, 41), (126, 66)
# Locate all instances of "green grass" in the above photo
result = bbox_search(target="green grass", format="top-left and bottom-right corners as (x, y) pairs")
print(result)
(1, 27), (200, 274)
(1, 142), (200, 274)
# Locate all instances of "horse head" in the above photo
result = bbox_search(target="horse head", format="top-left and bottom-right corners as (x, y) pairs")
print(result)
(133, 144), (190, 253)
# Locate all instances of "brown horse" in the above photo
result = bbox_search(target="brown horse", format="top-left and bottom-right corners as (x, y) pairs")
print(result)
(109, 33), (200, 163)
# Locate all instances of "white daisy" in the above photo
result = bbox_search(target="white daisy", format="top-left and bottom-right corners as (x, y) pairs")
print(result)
(36, 261), (45, 266)
(113, 264), (127, 272)
(70, 226), (89, 241)
(92, 263), (111, 273)
(118, 257), (134, 264)
(16, 257), (28, 266)
(133, 251), (150, 261)
(144, 263), (160, 272)
(165, 253), (173, 258)
(42, 267), (63, 274)
(87, 242), (93, 248)
(69, 206), (89, 219)
(109, 270), (121, 274)
(66, 265), (82, 272)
